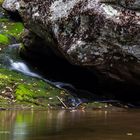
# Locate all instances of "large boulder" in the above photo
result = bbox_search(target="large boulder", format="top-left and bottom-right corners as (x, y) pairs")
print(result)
(2, 0), (140, 98)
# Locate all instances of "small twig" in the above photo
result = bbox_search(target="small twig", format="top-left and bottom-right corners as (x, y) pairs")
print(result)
(56, 96), (68, 109)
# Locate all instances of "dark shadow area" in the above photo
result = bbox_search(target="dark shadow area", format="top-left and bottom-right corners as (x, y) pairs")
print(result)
(20, 48), (101, 99)
(20, 45), (140, 107)
(4, 10), (23, 22)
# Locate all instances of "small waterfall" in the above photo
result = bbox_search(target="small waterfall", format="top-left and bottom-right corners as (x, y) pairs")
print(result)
(9, 58), (86, 107)
(9, 58), (85, 107)
(9, 58), (75, 89)
(9, 59), (42, 78)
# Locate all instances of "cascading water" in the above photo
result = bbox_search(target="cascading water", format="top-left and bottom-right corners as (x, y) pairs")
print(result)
(0, 43), (86, 107)
(10, 59), (42, 78)
(9, 58), (74, 89)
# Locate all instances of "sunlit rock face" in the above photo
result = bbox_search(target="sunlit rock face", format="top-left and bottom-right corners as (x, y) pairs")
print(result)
(2, 0), (140, 86)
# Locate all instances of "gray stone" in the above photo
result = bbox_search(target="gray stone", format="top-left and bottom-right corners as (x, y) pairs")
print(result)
(2, 0), (21, 12)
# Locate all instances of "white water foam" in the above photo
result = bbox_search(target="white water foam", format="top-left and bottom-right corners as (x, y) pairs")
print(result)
(9, 59), (42, 78)
(9, 58), (74, 89)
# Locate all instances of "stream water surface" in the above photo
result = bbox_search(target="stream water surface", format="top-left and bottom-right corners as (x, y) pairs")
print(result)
(0, 110), (140, 140)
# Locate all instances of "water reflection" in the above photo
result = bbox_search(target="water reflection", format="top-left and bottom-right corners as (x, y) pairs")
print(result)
(0, 110), (140, 140)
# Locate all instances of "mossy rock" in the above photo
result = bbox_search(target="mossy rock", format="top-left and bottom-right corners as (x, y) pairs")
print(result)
(0, 68), (71, 109)
(0, 7), (24, 45)
(0, 21), (24, 45)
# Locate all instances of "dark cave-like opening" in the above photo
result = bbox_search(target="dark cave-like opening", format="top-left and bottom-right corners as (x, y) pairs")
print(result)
(20, 45), (140, 106)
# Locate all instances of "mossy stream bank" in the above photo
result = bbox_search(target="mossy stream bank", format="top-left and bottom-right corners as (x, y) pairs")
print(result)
(0, 43), (84, 110)
(0, 67), (111, 110)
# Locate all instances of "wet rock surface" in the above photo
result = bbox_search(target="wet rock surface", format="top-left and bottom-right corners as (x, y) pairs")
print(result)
(2, 0), (140, 100)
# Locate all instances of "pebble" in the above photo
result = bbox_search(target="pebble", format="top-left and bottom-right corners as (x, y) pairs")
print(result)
(126, 133), (133, 136)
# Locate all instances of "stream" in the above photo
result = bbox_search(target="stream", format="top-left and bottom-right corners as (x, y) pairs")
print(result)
(1, 110), (140, 140)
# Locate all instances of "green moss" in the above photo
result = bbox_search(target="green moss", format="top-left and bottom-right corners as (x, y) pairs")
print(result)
(0, 34), (9, 44)
(0, 5), (25, 46)
(0, 24), (24, 46)
(0, 8), (24, 42)
(0, 68), (69, 109)
(0, 18), (9, 22)
(3, 22), (24, 39)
